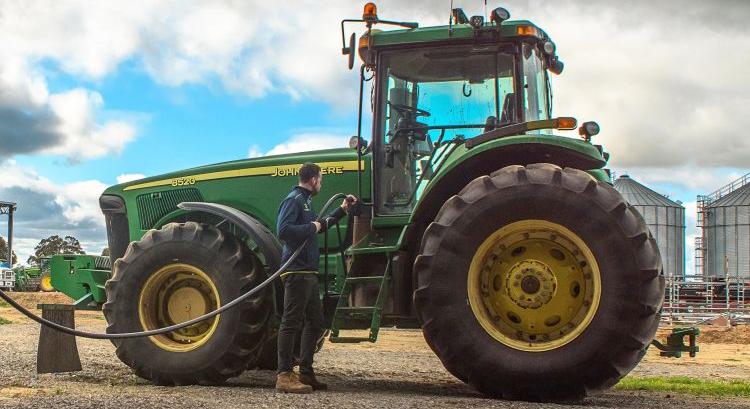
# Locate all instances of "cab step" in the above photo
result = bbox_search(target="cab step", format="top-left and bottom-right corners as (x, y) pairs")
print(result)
(329, 260), (392, 343)
(328, 336), (373, 343)
(336, 306), (377, 314)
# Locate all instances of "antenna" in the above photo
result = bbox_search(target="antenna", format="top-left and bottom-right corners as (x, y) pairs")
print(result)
(449, 0), (454, 36)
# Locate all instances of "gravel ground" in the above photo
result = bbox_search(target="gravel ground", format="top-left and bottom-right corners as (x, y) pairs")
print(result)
(0, 298), (749, 408)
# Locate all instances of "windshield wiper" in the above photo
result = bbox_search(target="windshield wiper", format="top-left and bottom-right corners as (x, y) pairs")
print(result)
(395, 123), (487, 133)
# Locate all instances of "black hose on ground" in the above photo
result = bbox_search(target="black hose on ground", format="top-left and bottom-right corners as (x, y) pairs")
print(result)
(0, 193), (347, 340)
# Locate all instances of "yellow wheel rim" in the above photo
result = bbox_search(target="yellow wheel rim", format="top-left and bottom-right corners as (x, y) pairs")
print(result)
(40, 275), (54, 292)
(467, 220), (601, 352)
(138, 263), (221, 352)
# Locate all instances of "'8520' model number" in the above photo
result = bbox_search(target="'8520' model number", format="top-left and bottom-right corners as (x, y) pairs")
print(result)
(171, 177), (196, 187)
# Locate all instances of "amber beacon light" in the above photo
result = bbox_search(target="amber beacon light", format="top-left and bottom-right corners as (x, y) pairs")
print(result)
(363, 3), (378, 21)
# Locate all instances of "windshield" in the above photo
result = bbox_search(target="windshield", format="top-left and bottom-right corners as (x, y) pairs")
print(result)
(376, 46), (516, 214)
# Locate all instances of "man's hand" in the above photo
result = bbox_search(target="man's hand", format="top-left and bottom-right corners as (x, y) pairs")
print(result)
(340, 194), (358, 212)
(312, 221), (322, 233)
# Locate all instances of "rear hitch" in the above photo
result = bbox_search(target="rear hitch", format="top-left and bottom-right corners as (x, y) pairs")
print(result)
(650, 327), (700, 358)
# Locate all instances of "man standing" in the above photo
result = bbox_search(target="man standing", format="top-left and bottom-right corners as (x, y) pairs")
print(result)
(275, 162), (356, 394)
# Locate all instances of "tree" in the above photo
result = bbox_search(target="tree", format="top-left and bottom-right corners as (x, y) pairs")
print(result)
(27, 235), (85, 265)
(0, 236), (17, 265)
(101, 247), (110, 257)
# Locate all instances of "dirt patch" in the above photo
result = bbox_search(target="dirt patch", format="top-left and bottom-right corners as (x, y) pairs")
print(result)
(2, 292), (72, 310)
(656, 325), (750, 345)
(697, 326), (750, 345)
(0, 292), (101, 325)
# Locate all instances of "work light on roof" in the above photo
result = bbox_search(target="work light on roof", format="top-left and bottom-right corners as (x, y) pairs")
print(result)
(469, 15), (484, 29)
(490, 7), (510, 24)
(452, 8), (469, 24)
(543, 41), (556, 55)
(579, 121), (600, 142)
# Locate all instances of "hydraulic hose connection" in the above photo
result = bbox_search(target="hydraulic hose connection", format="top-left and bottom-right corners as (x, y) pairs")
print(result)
(0, 193), (348, 340)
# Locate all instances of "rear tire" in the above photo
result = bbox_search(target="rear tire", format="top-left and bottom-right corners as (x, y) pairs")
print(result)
(413, 164), (664, 401)
(103, 222), (273, 385)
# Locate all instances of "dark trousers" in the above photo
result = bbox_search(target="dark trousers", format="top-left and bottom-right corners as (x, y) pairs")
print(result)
(277, 273), (324, 375)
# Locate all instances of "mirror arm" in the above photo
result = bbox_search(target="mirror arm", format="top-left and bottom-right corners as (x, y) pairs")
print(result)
(340, 19), (363, 50)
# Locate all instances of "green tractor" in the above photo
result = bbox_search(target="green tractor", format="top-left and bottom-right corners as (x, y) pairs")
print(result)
(14, 266), (40, 292)
(14, 257), (52, 292)
(97, 5), (663, 401)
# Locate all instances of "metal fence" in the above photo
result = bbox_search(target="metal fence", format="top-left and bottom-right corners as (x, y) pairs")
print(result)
(661, 275), (750, 324)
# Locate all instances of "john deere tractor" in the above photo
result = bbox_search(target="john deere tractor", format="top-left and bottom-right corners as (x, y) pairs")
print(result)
(98, 5), (663, 401)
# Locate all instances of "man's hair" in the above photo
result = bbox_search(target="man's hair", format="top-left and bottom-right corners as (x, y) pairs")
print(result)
(298, 162), (321, 183)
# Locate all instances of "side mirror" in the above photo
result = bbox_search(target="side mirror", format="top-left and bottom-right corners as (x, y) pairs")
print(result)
(342, 33), (356, 70)
(349, 135), (369, 151)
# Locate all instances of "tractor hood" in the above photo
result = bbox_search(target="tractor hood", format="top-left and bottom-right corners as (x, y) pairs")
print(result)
(103, 148), (361, 196)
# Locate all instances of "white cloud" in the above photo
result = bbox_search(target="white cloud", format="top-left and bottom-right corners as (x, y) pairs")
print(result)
(0, 161), (107, 264)
(613, 166), (746, 194)
(248, 133), (351, 158)
(59, 180), (108, 224)
(532, 1), (750, 169)
(46, 89), (136, 160)
(2, 0), (749, 170)
(0, 59), (137, 160)
(116, 173), (146, 184)
(247, 145), (263, 159)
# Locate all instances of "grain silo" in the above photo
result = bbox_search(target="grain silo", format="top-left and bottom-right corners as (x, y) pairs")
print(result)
(614, 175), (685, 279)
(703, 178), (750, 279)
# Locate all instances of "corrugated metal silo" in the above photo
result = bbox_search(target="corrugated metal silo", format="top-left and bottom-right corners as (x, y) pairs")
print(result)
(705, 182), (750, 279)
(614, 175), (685, 278)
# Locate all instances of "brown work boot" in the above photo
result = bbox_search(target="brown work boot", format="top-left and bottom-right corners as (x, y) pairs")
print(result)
(275, 372), (313, 394)
(298, 373), (328, 390)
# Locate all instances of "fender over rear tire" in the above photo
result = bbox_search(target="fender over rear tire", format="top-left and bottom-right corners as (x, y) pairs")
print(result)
(413, 164), (664, 401)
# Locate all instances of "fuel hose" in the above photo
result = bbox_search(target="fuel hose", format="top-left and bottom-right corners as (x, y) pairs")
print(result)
(0, 193), (349, 340)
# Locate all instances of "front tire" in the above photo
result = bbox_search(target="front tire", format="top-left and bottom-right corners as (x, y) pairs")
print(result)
(103, 222), (273, 385)
(413, 164), (664, 401)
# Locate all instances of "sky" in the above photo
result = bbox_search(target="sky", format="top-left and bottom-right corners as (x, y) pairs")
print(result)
(0, 1), (748, 274)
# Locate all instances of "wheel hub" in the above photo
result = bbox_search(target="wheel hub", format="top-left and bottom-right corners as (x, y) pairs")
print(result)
(467, 220), (601, 352)
(139, 264), (221, 352)
(167, 286), (208, 324)
(506, 260), (556, 309)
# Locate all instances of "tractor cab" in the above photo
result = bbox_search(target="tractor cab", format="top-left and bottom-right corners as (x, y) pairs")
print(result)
(342, 4), (571, 215)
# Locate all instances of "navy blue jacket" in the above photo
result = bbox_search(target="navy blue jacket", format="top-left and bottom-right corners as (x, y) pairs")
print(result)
(277, 186), (346, 272)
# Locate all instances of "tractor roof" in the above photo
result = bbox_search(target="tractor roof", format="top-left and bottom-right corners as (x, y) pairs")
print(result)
(368, 20), (551, 48)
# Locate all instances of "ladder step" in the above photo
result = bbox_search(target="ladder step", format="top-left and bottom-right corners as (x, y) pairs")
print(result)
(336, 306), (377, 314)
(345, 276), (386, 284)
(329, 336), (373, 344)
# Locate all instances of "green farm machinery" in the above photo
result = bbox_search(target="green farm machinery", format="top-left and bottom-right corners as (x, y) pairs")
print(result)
(20, 257), (51, 292)
(68, 4), (674, 401)
(14, 257), (56, 292)
(14, 264), (42, 292)
(48, 254), (111, 308)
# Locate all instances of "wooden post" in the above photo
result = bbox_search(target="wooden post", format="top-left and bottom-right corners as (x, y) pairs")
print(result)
(36, 304), (82, 373)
